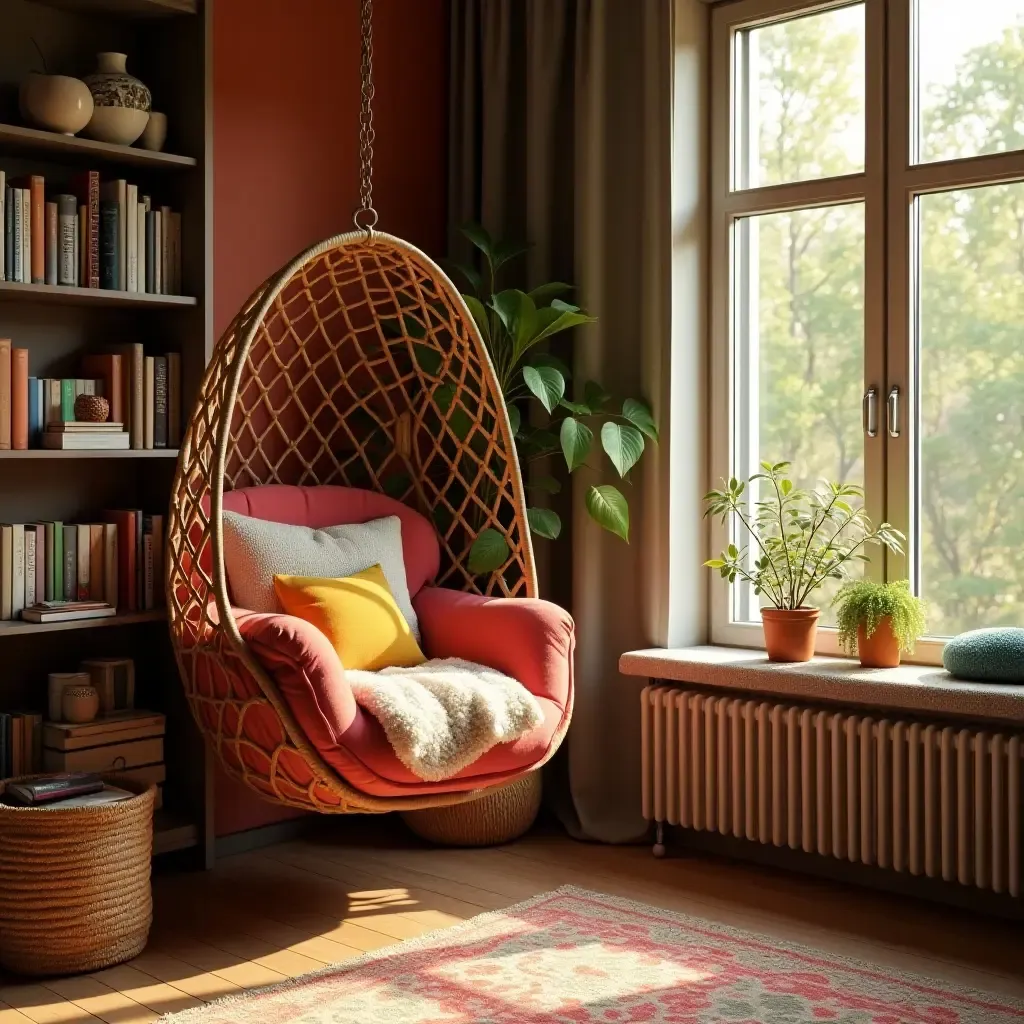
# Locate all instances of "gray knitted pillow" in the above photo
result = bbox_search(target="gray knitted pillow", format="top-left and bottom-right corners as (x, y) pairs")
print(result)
(222, 511), (419, 639)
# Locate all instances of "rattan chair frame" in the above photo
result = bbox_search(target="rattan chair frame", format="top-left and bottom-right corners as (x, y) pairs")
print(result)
(168, 231), (568, 814)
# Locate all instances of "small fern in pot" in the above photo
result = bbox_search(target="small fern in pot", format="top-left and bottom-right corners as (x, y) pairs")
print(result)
(832, 580), (927, 668)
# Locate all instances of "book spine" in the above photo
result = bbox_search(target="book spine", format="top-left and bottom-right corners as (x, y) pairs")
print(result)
(3, 185), (12, 282)
(143, 531), (154, 611)
(126, 184), (138, 293)
(117, 180), (127, 292)
(160, 206), (171, 296)
(144, 356), (155, 450)
(0, 338), (10, 450)
(12, 188), (24, 283)
(103, 523), (118, 610)
(27, 376), (40, 448)
(77, 523), (91, 600)
(137, 203), (146, 294)
(11, 526), (25, 619)
(62, 525), (77, 602)
(45, 379), (61, 427)
(24, 529), (36, 608)
(154, 212), (163, 295)
(171, 211), (182, 295)
(53, 521), (63, 604)
(43, 523), (54, 602)
(57, 195), (77, 286)
(145, 211), (155, 293)
(90, 524), (105, 604)
(21, 188), (31, 284)
(73, 213), (79, 286)
(166, 352), (181, 448)
(150, 514), (164, 608)
(100, 200), (119, 290)
(134, 509), (143, 610)
(44, 200), (58, 286)
(0, 527), (12, 620)
(61, 379), (76, 422)
(11, 348), (28, 451)
(73, 172), (100, 289)
(30, 176), (45, 284)
(131, 345), (143, 450)
(153, 355), (168, 449)
(34, 526), (45, 609)
(0, 172), (4, 281)
(78, 203), (88, 287)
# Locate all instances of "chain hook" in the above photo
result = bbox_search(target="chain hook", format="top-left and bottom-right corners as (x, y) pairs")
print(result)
(355, 0), (377, 240)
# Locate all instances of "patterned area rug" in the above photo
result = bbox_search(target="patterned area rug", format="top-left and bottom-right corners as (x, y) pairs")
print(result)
(159, 886), (1024, 1024)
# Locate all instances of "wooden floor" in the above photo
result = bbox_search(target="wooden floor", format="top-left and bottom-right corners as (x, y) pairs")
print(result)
(2, 820), (1023, 1022)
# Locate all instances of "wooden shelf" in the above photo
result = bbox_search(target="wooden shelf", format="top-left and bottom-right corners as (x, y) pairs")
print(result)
(31, 0), (196, 18)
(0, 123), (197, 171)
(0, 609), (165, 638)
(0, 280), (196, 308)
(153, 810), (200, 856)
(0, 448), (179, 460)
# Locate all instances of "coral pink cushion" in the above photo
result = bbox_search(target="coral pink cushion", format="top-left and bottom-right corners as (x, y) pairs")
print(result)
(222, 485), (439, 598)
(236, 585), (574, 796)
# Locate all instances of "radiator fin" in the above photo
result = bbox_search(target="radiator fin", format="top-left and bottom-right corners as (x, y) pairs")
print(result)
(642, 686), (1023, 898)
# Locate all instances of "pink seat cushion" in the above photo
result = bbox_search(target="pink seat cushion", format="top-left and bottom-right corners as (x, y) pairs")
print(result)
(222, 485), (440, 598)
(236, 586), (574, 796)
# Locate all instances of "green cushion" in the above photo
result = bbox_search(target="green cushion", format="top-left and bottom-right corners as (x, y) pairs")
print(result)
(942, 628), (1024, 683)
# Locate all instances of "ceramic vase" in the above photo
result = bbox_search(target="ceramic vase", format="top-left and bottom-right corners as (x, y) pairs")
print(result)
(83, 52), (151, 146)
(760, 607), (820, 662)
(21, 73), (94, 136)
(62, 685), (100, 725)
(140, 111), (167, 152)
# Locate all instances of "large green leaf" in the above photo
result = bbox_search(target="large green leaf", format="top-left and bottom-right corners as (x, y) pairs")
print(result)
(550, 298), (581, 313)
(529, 352), (573, 380)
(523, 365), (565, 414)
(527, 507), (562, 540)
(526, 475), (562, 495)
(621, 398), (659, 441)
(462, 295), (490, 344)
(447, 260), (481, 294)
(490, 290), (523, 338)
(559, 416), (593, 472)
(601, 422), (645, 477)
(531, 309), (596, 344)
(401, 314), (426, 340)
(491, 239), (530, 272)
(586, 484), (630, 541)
(413, 343), (442, 377)
(528, 282), (573, 306)
(584, 380), (611, 410)
(460, 222), (494, 259)
(519, 428), (560, 458)
(506, 403), (521, 437)
(559, 398), (592, 416)
(467, 528), (509, 574)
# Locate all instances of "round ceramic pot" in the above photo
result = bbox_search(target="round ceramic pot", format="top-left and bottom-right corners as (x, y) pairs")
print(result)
(139, 111), (167, 152)
(857, 616), (901, 668)
(62, 685), (100, 724)
(83, 52), (151, 146)
(21, 74), (94, 136)
(761, 607), (820, 662)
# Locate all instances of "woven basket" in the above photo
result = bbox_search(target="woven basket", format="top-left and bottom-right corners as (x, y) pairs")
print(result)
(401, 771), (542, 847)
(0, 775), (155, 976)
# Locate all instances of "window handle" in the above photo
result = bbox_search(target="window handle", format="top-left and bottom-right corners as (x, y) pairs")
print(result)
(887, 386), (901, 438)
(862, 388), (878, 438)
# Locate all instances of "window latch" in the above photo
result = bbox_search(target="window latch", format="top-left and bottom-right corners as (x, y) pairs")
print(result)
(887, 386), (901, 438)
(862, 388), (878, 438)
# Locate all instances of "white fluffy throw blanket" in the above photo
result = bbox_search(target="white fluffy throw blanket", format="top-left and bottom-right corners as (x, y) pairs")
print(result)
(345, 658), (543, 781)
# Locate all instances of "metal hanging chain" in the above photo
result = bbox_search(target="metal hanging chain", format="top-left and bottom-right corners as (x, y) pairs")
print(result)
(354, 0), (378, 235)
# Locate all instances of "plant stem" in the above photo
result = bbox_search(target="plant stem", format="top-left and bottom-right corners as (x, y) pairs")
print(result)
(731, 500), (787, 606)
(769, 471), (797, 606)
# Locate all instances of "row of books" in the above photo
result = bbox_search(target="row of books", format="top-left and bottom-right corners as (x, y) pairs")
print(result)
(0, 512), (165, 621)
(0, 342), (181, 450)
(0, 712), (43, 779)
(0, 169), (182, 295)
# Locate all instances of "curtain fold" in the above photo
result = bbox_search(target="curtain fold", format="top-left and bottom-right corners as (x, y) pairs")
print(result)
(449, 0), (687, 842)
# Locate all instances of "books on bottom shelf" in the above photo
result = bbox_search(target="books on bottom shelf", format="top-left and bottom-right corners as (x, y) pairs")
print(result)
(0, 711), (43, 778)
(20, 600), (116, 623)
(43, 421), (129, 450)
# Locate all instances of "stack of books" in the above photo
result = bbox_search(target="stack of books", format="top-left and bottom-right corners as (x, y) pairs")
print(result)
(1, 168), (182, 295)
(0, 512), (164, 621)
(0, 341), (181, 451)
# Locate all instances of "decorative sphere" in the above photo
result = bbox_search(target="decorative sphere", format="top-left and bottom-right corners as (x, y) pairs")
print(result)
(75, 394), (110, 422)
(942, 627), (1024, 683)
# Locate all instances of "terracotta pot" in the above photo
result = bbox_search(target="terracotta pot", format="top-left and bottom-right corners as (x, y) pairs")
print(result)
(761, 607), (820, 662)
(857, 616), (901, 668)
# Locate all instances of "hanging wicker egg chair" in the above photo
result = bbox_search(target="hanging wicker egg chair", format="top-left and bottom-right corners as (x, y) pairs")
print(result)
(166, 228), (574, 817)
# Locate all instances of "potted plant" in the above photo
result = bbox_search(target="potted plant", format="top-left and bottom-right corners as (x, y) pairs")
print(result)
(703, 461), (905, 662)
(833, 580), (926, 668)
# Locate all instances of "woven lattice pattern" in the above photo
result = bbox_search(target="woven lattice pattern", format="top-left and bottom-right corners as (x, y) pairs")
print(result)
(167, 232), (543, 814)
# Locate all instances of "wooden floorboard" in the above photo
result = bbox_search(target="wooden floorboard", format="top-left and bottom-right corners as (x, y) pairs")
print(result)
(2, 819), (1022, 1013)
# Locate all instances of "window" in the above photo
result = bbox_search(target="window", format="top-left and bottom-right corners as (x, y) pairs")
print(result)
(711, 0), (1024, 658)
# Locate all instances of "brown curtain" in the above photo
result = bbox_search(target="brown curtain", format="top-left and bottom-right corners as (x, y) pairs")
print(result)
(449, 0), (701, 842)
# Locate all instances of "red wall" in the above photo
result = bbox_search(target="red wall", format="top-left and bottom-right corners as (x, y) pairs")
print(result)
(211, 0), (449, 836)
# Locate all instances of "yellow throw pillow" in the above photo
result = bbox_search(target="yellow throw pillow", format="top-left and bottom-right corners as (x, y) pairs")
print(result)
(273, 564), (426, 671)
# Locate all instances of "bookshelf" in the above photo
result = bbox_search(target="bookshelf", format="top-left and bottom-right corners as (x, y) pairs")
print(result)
(1, 0), (212, 865)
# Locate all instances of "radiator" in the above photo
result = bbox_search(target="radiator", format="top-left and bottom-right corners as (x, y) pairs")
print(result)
(641, 685), (1023, 897)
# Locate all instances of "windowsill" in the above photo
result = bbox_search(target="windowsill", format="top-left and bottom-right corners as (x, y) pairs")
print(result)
(619, 646), (1024, 725)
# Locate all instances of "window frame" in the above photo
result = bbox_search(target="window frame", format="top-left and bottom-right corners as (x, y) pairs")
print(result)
(709, 0), (1024, 663)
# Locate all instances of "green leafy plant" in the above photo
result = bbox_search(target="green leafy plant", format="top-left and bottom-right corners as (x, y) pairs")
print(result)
(703, 461), (906, 610)
(450, 224), (657, 573)
(832, 579), (927, 655)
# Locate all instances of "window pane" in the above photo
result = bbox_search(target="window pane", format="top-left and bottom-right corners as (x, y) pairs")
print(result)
(917, 0), (1024, 163)
(735, 4), (865, 189)
(733, 204), (865, 624)
(917, 183), (1024, 636)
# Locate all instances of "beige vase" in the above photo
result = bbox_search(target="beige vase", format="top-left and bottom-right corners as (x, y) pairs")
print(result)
(21, 74), (94, 136)
(83, 52), (151, 146)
